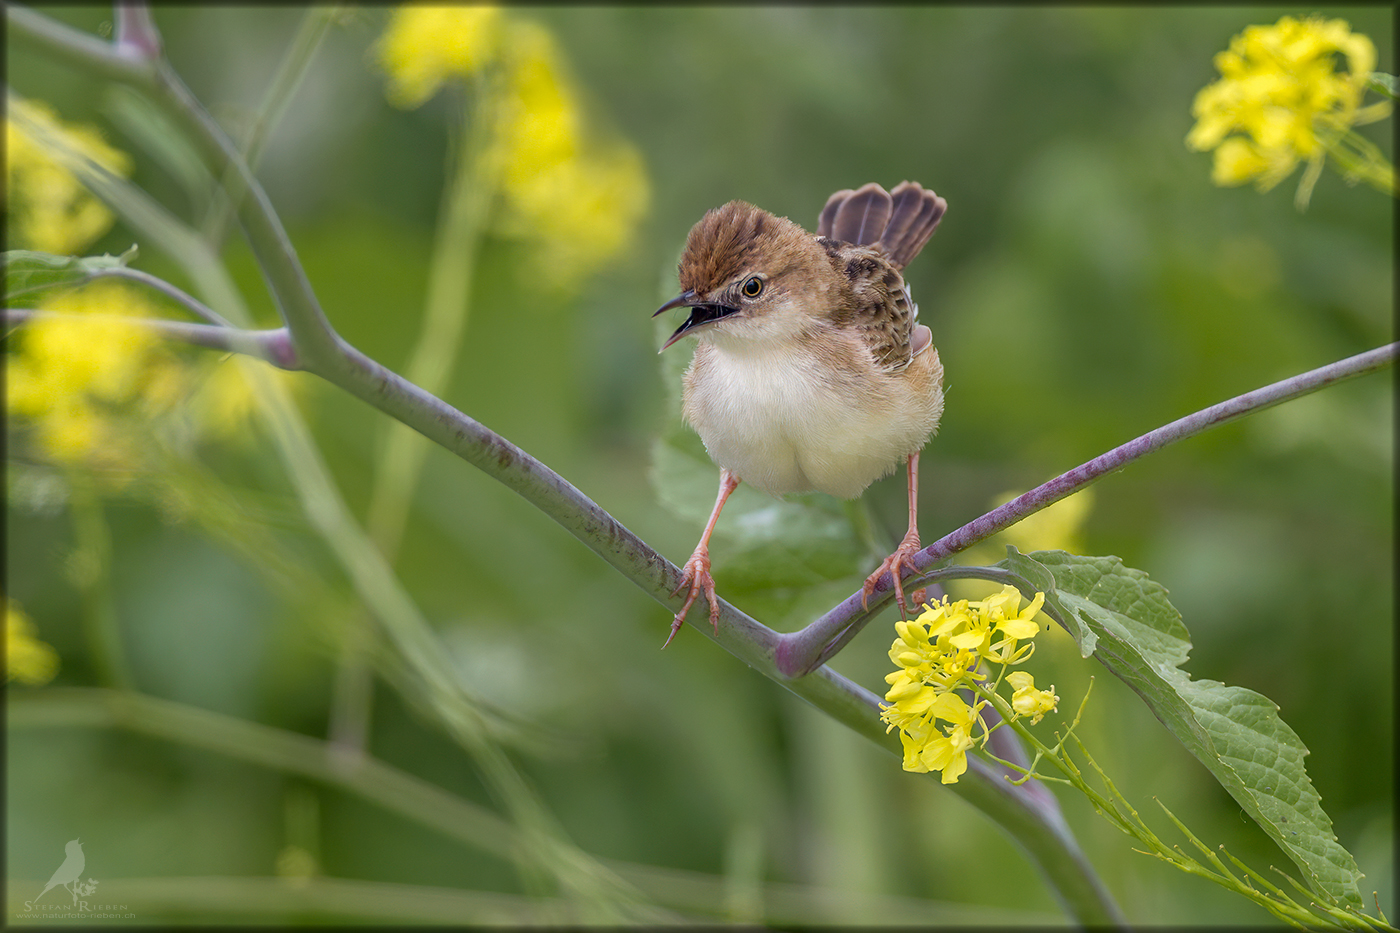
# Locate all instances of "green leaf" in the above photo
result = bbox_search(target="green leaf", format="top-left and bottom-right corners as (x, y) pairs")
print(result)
(3, 247), (138, 300)
(649, 313), (868, 594)
(1366, 72), (1398, 100)
(1000, 548), (1098, 657)
(1007, 549), (1364, 909)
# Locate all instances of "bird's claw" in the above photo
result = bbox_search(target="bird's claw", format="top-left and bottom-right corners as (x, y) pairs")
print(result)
(861, 533), (924, 618)
(665, 551), (720, 648)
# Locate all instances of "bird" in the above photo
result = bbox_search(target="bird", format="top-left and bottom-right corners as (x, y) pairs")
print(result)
(35, 838), (85, 905)
(654, 180), (947, 647)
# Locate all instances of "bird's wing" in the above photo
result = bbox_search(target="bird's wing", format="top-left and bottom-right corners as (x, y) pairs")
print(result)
(829, 247), (917, 372)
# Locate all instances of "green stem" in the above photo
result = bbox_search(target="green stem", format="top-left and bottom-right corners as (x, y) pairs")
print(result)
(66, 475), (133, 690)
(10, 687), (521, 853)
(336, 75), (502, 762)
(200, 5), (340, 246)
(367, 76), (501, 559)
(986, 687), (1378, 930)
(6, 688), (1067, 925)
(2, 309), (297, 368)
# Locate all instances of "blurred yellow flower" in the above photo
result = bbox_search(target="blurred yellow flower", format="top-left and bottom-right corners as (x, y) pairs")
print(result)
(1186, 16), (1393, 205)
(5, 98), (133, 255)
(494, 20), (649, 287)
(374, 5), (650, 289)
(377, 5), (503, 108)
(189, 359), (263, 441)
(995, 487), (1095, 556)
(6, 600), (59, 686)
(7, 282), (167, 467)
(6, 280), (267, 474)
(953, 488), (1095, 595)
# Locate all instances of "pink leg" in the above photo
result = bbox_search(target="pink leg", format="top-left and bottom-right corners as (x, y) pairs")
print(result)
(861, 453), (926, 618)
(665, 469), (741, 648)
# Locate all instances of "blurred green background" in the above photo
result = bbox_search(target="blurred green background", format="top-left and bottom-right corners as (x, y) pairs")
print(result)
(6, 5), (1392, 924)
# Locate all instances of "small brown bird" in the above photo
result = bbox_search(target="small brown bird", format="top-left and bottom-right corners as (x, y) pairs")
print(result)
(655, 181), (947, 646)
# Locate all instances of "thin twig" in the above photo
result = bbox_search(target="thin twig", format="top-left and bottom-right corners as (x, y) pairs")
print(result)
(777, 342), (1398, 676)
(3, 308), (298, 369)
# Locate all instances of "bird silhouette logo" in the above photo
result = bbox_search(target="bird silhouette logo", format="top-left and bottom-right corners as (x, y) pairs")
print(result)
(30, 838), (99, 909)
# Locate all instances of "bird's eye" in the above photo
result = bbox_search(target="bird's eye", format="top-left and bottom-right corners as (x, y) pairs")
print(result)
(741, 276), (764, 298)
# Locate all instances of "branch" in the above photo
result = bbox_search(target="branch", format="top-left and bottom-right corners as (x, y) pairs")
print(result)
(114, 0), (162, 61)
(7, 3), (152, 84)
(7, 8), (1129, 922)
(3, 308), (299, 369)
(776, 341), (1399, 676)
(74, 266), (232, 327)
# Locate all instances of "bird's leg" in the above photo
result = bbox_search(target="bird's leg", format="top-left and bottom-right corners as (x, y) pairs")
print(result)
(666, 468), (740, 648)
(862, 453), (926, 618)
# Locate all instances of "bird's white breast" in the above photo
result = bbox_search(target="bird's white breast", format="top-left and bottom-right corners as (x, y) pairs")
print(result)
(681, 335), (942, 499)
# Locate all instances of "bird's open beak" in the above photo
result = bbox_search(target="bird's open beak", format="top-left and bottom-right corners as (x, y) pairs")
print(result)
(653, 290), (739, 351)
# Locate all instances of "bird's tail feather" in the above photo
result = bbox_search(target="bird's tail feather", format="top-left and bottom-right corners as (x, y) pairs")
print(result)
(817, 181), (946, 270)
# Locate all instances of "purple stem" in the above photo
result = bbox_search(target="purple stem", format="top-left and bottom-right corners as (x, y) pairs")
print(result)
(114, 1), (161, 61)
(90, 267), (234, 327)
(775, 341), (1397, 677)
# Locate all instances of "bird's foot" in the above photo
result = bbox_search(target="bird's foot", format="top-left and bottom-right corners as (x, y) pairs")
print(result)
(665, 549), (720, 648)
(862, 531), (925, 618)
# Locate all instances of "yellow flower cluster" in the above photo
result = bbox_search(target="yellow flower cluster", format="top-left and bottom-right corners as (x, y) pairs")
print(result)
(6, 99), (133, 255)
(1186, 16), (1383, 192)
(378, 5), (503, 108)
(6, 600), (59, 686)
(376, 5), (649, 288)
(880, 586), (1058, 782)
(6, 282), (259, 472)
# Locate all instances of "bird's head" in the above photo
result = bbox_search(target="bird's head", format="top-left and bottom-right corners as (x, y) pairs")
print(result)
(654, 200), (832, 351)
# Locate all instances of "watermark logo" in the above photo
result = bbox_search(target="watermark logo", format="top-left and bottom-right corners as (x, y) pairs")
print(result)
(19, 838), (130, 919)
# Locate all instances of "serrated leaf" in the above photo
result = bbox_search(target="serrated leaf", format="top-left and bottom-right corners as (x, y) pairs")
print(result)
(1001, 547), (1098, 656)
(3, 247), (138, 300)
(1010, 549), (1364, 909)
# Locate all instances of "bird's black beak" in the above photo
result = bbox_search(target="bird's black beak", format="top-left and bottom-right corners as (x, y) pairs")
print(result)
(653, 290), (739, 351)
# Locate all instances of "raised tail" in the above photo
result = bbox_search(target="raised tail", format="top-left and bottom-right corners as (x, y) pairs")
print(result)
(817, 181), (946, 270)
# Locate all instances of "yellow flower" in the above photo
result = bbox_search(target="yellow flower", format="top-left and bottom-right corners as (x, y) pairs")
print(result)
(920, 697), (979, 784)
(6, 600), (59, 686)
(6, 281), (176, 467)
(890, 691), (980, 783)
(188, 359), (262, 441)
(995, 488), (1095, 556)
(973, 585), (1044, 665)
(491, 19), (650, 288)
(1007, 671), (1059, 725)
(880, 586), (1048, 779)
(377, 5), (503, 108)
(5, 98), (133, 254)
(1186, 16), (1388, 196)
(374, 6), (650, 289)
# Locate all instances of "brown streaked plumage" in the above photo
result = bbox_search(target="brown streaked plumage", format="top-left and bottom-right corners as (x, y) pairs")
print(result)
(654, 181), (948, 646)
